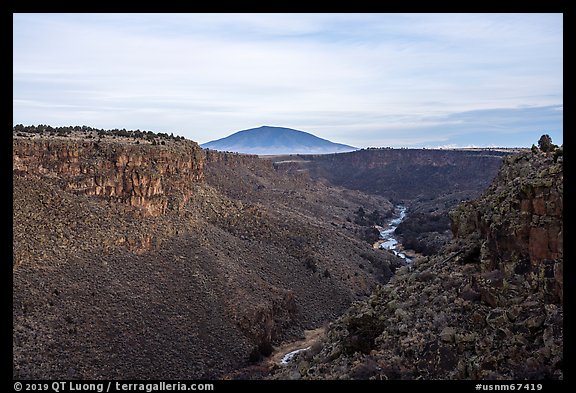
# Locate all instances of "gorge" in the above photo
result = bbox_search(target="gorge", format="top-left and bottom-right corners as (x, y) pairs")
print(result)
(273, 148), (563, 380)
(12, 128), (562, 380)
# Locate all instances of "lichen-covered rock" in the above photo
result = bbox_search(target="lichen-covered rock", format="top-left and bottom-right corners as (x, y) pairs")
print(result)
(450, 151), (563, 303)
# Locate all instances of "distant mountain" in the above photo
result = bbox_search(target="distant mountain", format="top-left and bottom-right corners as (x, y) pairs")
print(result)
(200, 126), (357, 155)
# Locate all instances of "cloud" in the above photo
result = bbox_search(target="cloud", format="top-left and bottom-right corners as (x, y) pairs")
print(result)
(13, 13), (562, 147)
(358, 105), (564, 148)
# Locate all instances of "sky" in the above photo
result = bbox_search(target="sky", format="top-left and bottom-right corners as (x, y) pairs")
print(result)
(13, 13), (563, 148)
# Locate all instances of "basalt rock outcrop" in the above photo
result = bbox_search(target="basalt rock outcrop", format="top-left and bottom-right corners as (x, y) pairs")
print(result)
(273, 149), (563, 380)
(13, 136), (204, 216)
(449, 152), (563, 303)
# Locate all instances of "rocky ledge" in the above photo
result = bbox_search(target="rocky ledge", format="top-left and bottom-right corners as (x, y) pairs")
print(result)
(13, 133), (204, 216)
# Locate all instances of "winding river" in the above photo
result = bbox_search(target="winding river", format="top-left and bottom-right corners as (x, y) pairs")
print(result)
(278, 207), (412, 365)
(375, 205), (412, 262)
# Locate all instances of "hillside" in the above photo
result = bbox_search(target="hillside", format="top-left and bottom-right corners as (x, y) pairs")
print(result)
(13, 130), (400, 379)
(272, 148), (563, 380)
(201, 126), (357, 155)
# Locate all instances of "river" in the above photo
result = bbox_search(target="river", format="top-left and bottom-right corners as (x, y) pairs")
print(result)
(374, 205), (412, 262)
(278, 207), (412, 366)
(273, 205), (412, 365)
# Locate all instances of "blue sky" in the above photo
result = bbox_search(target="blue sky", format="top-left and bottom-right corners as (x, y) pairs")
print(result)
(13, 13), (563, 148)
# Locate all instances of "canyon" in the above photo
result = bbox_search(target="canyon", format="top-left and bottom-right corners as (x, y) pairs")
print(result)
(13, 131), (398, 379)
(12, 129), (562, 380)
(273, 148), (511, 255)
(273, 149), (563, 380)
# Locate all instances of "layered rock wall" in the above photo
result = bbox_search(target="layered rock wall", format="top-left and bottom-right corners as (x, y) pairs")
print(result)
(13, 137), (204, 216)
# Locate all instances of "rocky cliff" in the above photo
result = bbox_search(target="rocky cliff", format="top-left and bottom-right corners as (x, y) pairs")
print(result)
(273, 148), (563, 380)
(13, 135), (204, 216)
(449, 151), (563, 304)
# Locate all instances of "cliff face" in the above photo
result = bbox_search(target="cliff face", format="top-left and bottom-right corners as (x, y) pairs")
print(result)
(450, 152), (563, 303)
(274, 149), (563, 380)
(13, 137), (204, 216)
